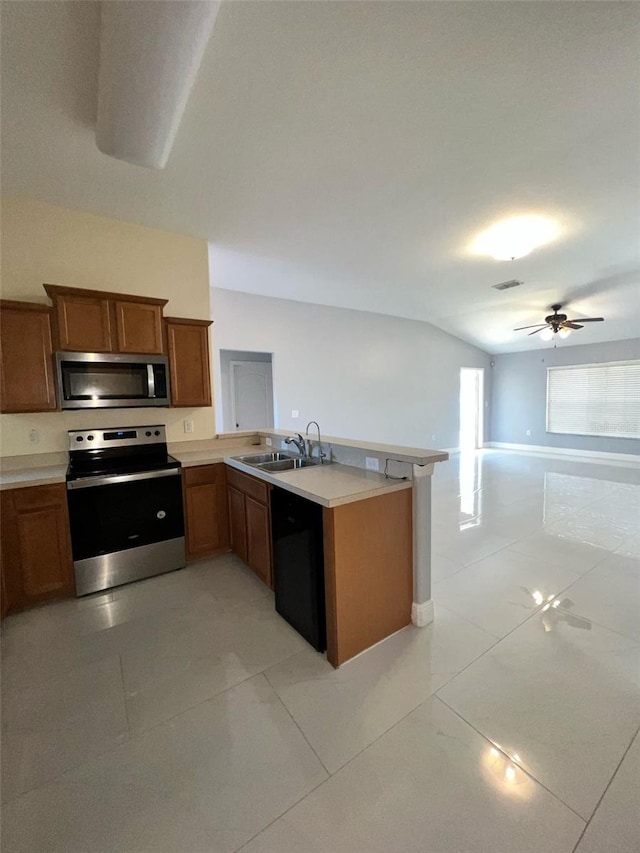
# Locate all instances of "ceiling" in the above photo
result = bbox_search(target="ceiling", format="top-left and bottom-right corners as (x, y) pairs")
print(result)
(2, 1), (639, 354)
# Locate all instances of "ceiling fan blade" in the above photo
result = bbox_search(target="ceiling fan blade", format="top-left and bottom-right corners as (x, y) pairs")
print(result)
(566, 317), (604, 323)
(528, 327), (548, 336)
(514, 324), (548, 331)
(563, 322), (583, 330)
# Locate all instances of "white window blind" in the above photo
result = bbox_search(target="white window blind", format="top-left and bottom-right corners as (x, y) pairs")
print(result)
(547, 361), (640, 439)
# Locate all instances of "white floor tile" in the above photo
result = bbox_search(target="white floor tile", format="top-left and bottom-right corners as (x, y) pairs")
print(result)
(241, 697), (585, 853)
(507, 530), (609, 574)
(265, 606), (497, 772)
(558, 553), (640, 641)
(1, 655), (128, 803)
(438, 610), (640, 818)
(433, 547), (582, 638)
(575, 731), (640, 853)
(122, 595), (309, 732)
(1, 676), (327, 853)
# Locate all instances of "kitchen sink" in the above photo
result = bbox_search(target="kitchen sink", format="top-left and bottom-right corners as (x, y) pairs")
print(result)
(258, 458), (320, 472)
(234, 451), (294, 464)
(231, 451), (328, 473)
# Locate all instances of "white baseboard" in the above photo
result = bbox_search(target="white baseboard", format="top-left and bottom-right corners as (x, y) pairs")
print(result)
(412, 599), (434, 627)
(485, 442), (640, 466)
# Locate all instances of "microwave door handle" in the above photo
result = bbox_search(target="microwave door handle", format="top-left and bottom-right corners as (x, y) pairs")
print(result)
(147, 363), (156, 398)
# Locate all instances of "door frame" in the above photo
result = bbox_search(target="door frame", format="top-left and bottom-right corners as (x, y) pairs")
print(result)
(459, 367), (484, 450)
(229, 359), (274, 431)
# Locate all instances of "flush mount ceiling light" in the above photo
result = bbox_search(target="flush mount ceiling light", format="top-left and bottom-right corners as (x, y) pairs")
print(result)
(96, 1), (220, 169)
(471, 215), (561, 261)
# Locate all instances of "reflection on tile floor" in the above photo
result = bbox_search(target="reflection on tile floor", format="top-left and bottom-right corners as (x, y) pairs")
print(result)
(1, 450), (639, 851)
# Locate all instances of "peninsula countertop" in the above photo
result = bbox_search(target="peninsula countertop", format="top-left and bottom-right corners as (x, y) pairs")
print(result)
(224, 454), (412, 508)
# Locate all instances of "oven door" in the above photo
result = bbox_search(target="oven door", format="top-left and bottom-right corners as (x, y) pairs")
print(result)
(67, 469), (185, 595)
(56, 352), (170, 408)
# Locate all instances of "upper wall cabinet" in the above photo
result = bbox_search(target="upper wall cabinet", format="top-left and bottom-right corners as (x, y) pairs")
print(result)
(165, 317), (213, 408)
(0, 300), (57, 413)
(44, 284), (168, 354)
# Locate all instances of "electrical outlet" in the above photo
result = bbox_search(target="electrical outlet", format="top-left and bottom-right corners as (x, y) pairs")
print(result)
(29, 429), (40, 444)
(265, 437), (272, 447)
(183, 419), (194, 434)
(365, 456), (380, 472)
(431, 434), (436, 441)
(291, 409), (299, 419)
(526, 429), (531, 436)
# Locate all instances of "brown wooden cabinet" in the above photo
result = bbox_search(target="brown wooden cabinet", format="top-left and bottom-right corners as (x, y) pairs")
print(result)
(165, 317), (213, 408)
(0, 483), (75, 613)
(226, 467), (272, 587)
(183, 464), (230, 560)
(0, 301), (57, 413)
(44, 284), (167, 354)
(114, 300), (164, 354)
(228, 485), (248, 562)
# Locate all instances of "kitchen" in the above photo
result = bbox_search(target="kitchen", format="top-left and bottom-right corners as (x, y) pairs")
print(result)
(0, 269), (448, 666)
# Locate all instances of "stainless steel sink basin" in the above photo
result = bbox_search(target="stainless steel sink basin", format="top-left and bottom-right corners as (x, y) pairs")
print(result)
(234, 451), (294, 464)
(231, 451), (330, 473)
(258, 458), (320, 472)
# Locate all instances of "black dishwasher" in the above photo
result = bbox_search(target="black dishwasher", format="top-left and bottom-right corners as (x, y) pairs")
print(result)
(271, 487), (326, 652)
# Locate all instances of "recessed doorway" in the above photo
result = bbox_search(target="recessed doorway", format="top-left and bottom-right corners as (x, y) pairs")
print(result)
(459, 367), (484, 451)
(220, 350), (275, 431)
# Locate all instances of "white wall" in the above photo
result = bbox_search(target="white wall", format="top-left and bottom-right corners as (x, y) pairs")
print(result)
(0, 197), (215, 456)
(212, 289), (491, 450)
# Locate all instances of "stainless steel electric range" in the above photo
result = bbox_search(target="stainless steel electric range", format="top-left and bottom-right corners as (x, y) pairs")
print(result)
(66, 425), (185, 596)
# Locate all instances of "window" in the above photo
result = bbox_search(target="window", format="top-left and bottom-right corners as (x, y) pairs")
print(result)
(546, 361), (640, 439)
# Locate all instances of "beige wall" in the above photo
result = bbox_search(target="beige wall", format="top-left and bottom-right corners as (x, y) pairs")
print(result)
(1, 197), (216, 455)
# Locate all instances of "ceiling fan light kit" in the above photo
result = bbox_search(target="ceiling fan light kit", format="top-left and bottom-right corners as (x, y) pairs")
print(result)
(513, 303), (604, 342)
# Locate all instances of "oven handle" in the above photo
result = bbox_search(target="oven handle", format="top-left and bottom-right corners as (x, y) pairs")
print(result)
(67, 468), (181, 490)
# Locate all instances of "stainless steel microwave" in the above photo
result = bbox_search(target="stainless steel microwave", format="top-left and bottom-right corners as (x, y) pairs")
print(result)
(55, 352), (170, 409)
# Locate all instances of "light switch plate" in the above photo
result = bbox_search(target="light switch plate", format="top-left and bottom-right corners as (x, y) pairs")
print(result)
(291, 409), (299, 418)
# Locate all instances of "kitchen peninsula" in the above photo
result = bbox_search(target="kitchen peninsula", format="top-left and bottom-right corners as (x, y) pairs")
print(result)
(1, 429), (448, 666)
(177, 429), (448, 666)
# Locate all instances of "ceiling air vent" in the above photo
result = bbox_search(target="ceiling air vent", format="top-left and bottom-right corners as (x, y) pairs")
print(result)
(492, 279), (524, 292)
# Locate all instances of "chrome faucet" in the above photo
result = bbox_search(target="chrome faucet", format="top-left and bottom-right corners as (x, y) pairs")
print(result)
(285, 433), (307, 457)
(306, 421), (327, 464)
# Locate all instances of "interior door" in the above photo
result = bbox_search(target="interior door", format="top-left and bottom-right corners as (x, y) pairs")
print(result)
(231, 361), (274, 430)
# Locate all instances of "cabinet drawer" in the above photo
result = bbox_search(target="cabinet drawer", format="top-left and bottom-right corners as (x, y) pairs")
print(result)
(226, 467), (269, 504)
(13, 483), (66, 511)
(183, 463), (225, 488)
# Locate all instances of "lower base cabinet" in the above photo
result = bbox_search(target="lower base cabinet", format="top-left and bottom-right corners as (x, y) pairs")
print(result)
(183, 464), (230, 560)
(227, 467), (272, 587)
(0, 483), (75, 614)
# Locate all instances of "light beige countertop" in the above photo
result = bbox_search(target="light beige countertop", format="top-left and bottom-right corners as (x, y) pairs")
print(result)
(0, 465), (68, 491)
(170, 443), (260, 468)
(257, 428), (449, 466)
(225, 455), (412, 508)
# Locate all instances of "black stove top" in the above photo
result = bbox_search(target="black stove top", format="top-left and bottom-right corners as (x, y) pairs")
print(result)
(66, 453), (180, 482)
(65, 424), (181, 482)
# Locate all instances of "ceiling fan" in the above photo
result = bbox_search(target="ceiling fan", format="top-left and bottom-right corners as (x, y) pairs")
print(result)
(514, 304), (604, 340)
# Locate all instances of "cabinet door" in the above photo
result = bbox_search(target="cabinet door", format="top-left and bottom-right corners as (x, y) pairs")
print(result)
(9, 485), (75, 608)
(0, 301), (57, 413)
(228, 486), (248, 563)
(0, 492), (17, 619)
(183, 465), (230, 559)
(165, 318), (212, 407)
(246, 495), (272, 587)
(53, 293), (113, 352)
(115, 301), (164, 354)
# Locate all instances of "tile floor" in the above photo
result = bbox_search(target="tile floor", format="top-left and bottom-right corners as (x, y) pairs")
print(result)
(1, 450), (639, 852)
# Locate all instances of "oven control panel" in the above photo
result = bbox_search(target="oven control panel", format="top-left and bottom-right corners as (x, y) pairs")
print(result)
(68, 425), (166, 451)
